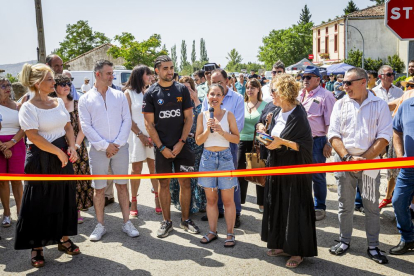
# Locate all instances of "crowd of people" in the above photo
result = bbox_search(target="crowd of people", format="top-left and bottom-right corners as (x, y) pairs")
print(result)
(0, 53), (414, 269)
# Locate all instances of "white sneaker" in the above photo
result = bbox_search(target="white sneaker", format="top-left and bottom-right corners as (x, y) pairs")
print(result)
(89, 223), (106, 241)
(122, 220), (139, 237)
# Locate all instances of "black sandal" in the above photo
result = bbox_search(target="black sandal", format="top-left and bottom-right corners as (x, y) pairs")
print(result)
(329, 240), (350, 255)
(58, 239), (81, 255)
(31, 249), (45, 268)
(200, 231), (218, 244)
(224, 233), (236, 248)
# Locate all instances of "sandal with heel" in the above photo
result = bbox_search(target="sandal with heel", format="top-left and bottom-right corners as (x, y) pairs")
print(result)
(58, 239), (81, 255)
(130, 196), (138, 217)
(31, 249), (45, 268)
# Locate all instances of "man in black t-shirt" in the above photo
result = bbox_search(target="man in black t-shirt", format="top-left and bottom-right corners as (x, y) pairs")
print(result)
(143, 55), (199, 238)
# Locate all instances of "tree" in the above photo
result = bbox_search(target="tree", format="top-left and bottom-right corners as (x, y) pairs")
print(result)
(387, 54), (405, 74)
(258, 22), (313, 69)
(107, 33), (168, 69)
(232, 62), (264, 73)
(344, 1), (359, 15)
(191, 40), (196, 64)
(171, 44), (178, 71)
(180, 40), (190, 72)
(298, 5), (312, 25)
(200, 38), (209, 63)
(5, 73), (18, 83)
(344, 49), (363, 67)
(55, 20), (110, 63)
(225, 49), (243, 71)
(370, 0), (384, 5)
(364, 57), (384, 72)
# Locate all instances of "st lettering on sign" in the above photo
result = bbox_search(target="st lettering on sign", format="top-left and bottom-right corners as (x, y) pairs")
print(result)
(385, 0), (414, 40)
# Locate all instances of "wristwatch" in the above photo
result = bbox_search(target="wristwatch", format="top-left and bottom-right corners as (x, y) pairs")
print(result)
(342, 154), (353, 162)
(137, 131), (143, 137)
(11, 139), (17, 144)
(75, 144), (81, 149)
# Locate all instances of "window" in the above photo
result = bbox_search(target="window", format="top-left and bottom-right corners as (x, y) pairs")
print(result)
(318, 29), (320, 36)
(325, 36), (329, 54)
(335, 24), (338, 32)
(326, 27), (329, 34)
(121, 72), (131, 84)
(334, 34), (338, 52)
(318, 38), (321, 53)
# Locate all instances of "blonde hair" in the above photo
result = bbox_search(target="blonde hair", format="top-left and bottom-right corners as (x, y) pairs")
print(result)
(271, 74), (300, 105)
(19, 63), (54, 92)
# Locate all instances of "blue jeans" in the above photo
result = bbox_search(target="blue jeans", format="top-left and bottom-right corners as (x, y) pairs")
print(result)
(392, 168), (414, 242)
(218, 143), (242, 215)
(313, 136), (327, 210)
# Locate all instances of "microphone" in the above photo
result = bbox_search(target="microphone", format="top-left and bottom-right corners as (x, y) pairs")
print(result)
(209, 107), (214, 133)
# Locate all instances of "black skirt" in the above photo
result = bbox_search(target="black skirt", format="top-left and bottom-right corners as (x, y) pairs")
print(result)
(14, 136), (77, 250)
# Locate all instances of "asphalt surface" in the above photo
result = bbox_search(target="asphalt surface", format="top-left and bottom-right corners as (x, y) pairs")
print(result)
(0, 166), (413, 275)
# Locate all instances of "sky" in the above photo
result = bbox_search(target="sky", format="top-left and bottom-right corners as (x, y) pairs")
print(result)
(0, 0), (376, 68)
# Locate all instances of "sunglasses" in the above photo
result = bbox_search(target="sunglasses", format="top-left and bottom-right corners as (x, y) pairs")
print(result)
(0, 84), (12, 89)
(343, 78), (364, 86)
(407, 84), (414, 88)
(301, 75), (317, 80)
(271, 71), (283, 75)
(381, 72), (395, 77)
(57, 82), (72, 87)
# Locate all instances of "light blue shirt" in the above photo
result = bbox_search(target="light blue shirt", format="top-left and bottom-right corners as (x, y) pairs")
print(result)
(201, 87), (245, 132)
(235, 81), (246, 96)
(70, 84), (80, 100)
(78, 86), (132, 151)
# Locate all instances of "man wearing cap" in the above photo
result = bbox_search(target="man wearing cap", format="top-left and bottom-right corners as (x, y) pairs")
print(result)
(299, 66), (336, 221)
(81, 77), (92, 94)
(325, 74), (336, 92)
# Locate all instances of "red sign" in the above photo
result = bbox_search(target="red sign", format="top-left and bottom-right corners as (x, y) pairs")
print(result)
(385, 0), (414, 40)
(308, 54), (314, 60)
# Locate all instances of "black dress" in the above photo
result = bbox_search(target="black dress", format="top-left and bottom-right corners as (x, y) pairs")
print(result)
(261, 104), (317, 257)
(15, 136), (77, 250)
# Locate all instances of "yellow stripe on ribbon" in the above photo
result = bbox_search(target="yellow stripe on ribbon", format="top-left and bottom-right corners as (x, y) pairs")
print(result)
(1, 157), (413, 181)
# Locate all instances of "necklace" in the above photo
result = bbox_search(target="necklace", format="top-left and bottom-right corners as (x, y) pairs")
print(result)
(246, 101), (259, 113)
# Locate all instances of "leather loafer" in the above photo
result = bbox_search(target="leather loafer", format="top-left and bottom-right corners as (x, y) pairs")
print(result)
(389, 241), (414, 255)
(329, 240), (350, 255)
(201, 213), (224, 221)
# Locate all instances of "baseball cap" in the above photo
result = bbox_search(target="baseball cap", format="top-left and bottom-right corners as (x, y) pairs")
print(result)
(303, 66), (321, 78)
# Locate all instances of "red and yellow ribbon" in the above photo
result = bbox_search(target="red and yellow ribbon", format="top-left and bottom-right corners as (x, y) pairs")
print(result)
(1, 157), (413, 181)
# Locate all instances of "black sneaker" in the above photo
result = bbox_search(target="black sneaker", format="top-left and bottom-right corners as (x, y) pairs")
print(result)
(105, 197), (114, 206)
(354, 206), (365, 214)
(157, 220), (173, 238)
(234, 215), (241, 228)
(367, 247), (388, 264)
(180, 219), (200, 234)
(201, 213), (224, 221)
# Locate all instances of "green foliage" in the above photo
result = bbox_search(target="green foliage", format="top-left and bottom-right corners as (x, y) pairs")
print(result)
(200, 38), (209, 63)
(191, 40), (196, 64)
(370, 0), (384, 5)
(180, 40), (190, 71)
(107, 33), (168, 69)
(387, 54), (405, 74)
(225, 49), (243, 71)
(298, 5), (312, 25)
(232, 62), (264, 73)
(344, 49), (363, 67)
(394, 76), (406, 85)
(171, 45), (178, 70)
(364, 57), (384, 72)
(258, 22), (313, 69)
(344, 0), (359, 15)
(55, 20), (110, 63)
(5, 73), (18, 83)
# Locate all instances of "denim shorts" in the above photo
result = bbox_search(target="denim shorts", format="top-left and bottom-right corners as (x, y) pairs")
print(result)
(198, 148), (238, 190)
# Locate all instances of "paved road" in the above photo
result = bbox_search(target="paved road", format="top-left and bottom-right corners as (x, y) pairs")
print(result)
(0, 168), (413, 275)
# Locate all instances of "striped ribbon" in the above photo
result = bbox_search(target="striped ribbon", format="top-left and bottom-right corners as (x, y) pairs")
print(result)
(1, 157), (413, 181)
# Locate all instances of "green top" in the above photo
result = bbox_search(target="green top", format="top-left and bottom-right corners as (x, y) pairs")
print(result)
(240, 101), (267, 141)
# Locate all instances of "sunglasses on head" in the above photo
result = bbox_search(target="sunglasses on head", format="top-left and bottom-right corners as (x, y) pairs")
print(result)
(57, 82), (72, 87)
(301, 75), (317, 80)
(381, 72), (395, 77)
(343, 78), (364, 86)
(0, 84), (12, 89)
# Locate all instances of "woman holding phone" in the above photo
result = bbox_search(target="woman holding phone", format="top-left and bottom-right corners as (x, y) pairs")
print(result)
(196, 84), (240, 247)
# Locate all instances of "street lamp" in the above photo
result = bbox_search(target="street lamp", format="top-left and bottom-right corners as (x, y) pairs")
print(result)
(340, 23), (364, 69)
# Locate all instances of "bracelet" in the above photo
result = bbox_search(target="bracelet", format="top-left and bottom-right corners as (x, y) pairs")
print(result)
(75, 144), (81, 149)
(159, 145), (166, 152)
(11, 139), (17, 144)
(180, 139), (186, 144)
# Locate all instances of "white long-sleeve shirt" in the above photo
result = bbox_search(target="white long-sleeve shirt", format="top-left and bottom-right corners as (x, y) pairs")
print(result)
(328, 92), (392, 156)
(79, 86), (132, 151)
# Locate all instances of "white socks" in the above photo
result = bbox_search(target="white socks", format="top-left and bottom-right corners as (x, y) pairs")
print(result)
(369, 246), (383, 256)
(340, 243), (349, 250)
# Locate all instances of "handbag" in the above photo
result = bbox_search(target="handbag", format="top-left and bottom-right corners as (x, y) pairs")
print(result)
(244, 129), (267, 187)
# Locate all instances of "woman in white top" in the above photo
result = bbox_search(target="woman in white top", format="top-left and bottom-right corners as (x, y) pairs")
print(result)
(196, 84), (240, 247)
(0, 77), (25, 228)
(124, 65), (161, 216)
(15, 64), (80, 268)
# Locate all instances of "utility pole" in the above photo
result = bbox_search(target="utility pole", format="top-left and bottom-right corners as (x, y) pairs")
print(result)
(34, 0), (46, 63)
